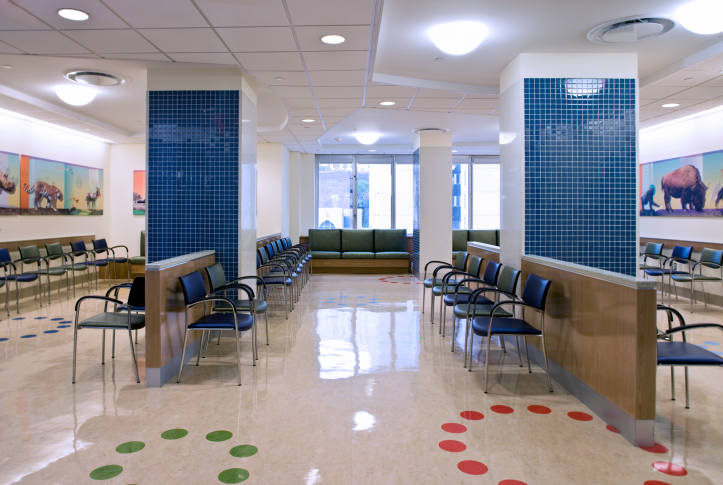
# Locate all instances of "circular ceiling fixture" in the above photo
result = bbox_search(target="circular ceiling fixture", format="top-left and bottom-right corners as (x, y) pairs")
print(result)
(321, 34), (346, 44)
(428, 21), (488, 55)
(355, 132), (380, 144)
(58, 8), (90, 21)
(676, 0), (723, 34)
(411, 127), (449, 134)
(55, 85), (96, 106)
(274, 77), (284, 80)
(3, 65), (12, 69)
(64, 70), (127, 86)
(662, 103), (681, 107)
(588, 16), (676, 43)
(379, 101), (395, 106)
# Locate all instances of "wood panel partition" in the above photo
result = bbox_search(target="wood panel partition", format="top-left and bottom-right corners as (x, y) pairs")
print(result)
(257, 233), (282, 249)
(639, 236), (723, 252)
(145, 251), (215, 387)
(466, 241), (501, 264)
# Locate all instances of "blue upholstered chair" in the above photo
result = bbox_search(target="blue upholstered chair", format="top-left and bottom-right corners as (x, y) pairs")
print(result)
(18, 244), (69, 305)
(435, 255), (487, 335)
(284, 237), (312, 276)
(645, 245), (693, 304)
(257, 250), (294, 318)
(72, 277), (146, 384)
(177, 271), (256, 386)
(657, 305), (723, 408)
(0, 249), (12, 316)
(422, 251), (469, 323)
(92, 239), (130, 283)
(70, 241), (105, 291)
(467, 273), (553, 393)
(0, 247), (41, 314)
(670, 248), (723, 312)
(640, 242), (664, 273)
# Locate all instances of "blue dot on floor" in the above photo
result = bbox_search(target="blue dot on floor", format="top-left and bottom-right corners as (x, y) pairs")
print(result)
(51, 318), (64, 321)
(60, 321), (71, 324)
(357, 296), (366, 298)
(34, 316), (47, 320)
(703, 341), (721, 346)
(43, 330), (58, 334)
(357, 304), (366, 306)
(339, 296), (348, 299)
(57, 325), (70, 328)
(12, 317), (25, 320)
(20, 335), (36, 338)
(0, 338), (7, 342)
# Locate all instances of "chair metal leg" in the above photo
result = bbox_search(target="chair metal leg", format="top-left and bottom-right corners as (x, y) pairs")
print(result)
(702, 281), (707, 307)
(451, 317), (457, 352)
(516, 336), (523, 367)
(72, 313), (80, 383)
(128, 327), (140, 383)
(101, 329), (106, 364)
(252, 315), (257, 364)
(234, 323), (242, 386)
(177, 324), (189, 383)
(685, 366), (690, 409)
(197, 331), (205, 366)
(265, 311), (269, 345)
(441, 299), (446, 336)
(483, 334), (493, 392)
(430, 294), (435, 323)
(467, 332), (474, 371)
(540, 334), (553, 392)
(15, 281), (19, 314)
(500, 336), (507, 353)
(524, 337), (532, 373)
(671, 367), (676, 401)
(422, 288), (426, 314)
(112, 330), (116, 359)
(135, 329), (138, 344)
(217, 329), (222, 345)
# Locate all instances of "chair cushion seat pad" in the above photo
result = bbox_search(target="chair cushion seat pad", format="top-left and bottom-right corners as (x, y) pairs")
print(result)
(1, 274), (39, 282)
(129, 256), (146, 265)
(455, 304), (513, 319)
(432, 285), (472, 297)
(657, 341), (723, 366)
(423, 277), (458, 288)
(471, 317), (541, 336)
(108, 257), (129, 264)
(342, 252), (375, 259)
(188, 313), (254, 331)
(444, 293), (493, 306)
(670, 274), (722, 282)
(78, 312), (145, 330)
(214, 300), (268, 313)
(375, 252), (409, 259)
(645, 269), (687, 276)
(310, 251), (341, 259)
(263, 277), (293, 286)
(39, 268), (67, 276)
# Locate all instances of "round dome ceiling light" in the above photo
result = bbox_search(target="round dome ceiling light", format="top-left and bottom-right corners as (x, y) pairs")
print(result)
(662, 103), (681, 107)
(64, 70), (127, 86)
(677, 0), (723, 34)
(588, 16), (676, 43)
(301, 119), (315, 122)
(321, 34), (346, 44)
(58, 8), (90, 21)
(355, 132), (380, 145)
(379, 101), (395, 106)
(55, 85), (97, 106)
(411, 127), (449, 134)
(427, 21), (488, 55)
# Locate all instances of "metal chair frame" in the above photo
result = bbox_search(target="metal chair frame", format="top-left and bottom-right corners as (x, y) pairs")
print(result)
(669, 249), (723, 312)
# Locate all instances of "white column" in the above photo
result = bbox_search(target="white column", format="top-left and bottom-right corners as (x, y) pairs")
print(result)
(288, 151), (300, 243)
(256, 142), (289, 238)
(299, 153), (316, 237)
(239, 74), (257, 276)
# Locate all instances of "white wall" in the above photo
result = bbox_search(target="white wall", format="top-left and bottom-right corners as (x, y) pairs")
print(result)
(257, 142), (287, 238)
(108, 144), (146, 256)
(299, 153), (315, 237)
(640, 109), (723, 243)
(0, 111), (111, 244)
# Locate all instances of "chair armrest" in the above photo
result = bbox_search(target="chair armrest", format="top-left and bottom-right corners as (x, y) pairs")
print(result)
(453, 277), (483, 292)
(664, 323), (723, 336)
(442, 270), (470, 284)
(105, 283), (132, 297)
(424, 260), (450, 271)
(209, 283), (255, 301)
(432, 264), (456, 278)
(484, 301), (541, 323)
(187, 296), (237, 313)
(75, 295), (124, 312)
(228, 275), (266, 291)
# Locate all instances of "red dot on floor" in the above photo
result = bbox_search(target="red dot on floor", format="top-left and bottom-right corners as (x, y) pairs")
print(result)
(499, 480), (528, 485)
(457, 460), (488, 475)
(643, 481), (671, 485)
(606, 425), (620, 433)
(641, 443), (669, 454)
(490, 405), (514, 414)
(460, 411), (484, 420)
(441, 423), (467, 433)
(390, 282), (398, 284)
(652, 462), (687, 476)
(567, 411), (593, 421)
(439, 440), (466, 452)
(417, 282), (423, 284)
(403, 282), (410, 284)
(527, 405), (551, 415)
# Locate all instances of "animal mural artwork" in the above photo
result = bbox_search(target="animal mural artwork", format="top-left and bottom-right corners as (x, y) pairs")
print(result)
(640, 184), (660, 213)
(0, 168), (16, 195)
(661, 165), (710, 212)
(86, 184), (101, 211)
(23, 181), (63, 211)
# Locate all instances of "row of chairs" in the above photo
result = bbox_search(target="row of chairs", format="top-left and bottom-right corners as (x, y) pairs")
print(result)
(256, 237), (312, 319)
(0, 239), (130, 314)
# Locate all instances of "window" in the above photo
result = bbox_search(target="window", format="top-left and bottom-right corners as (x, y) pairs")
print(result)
(452, 160), (469, 229)
(357, 160), (392, 229)
(318, 157), (353, 229)
(395, 160), (414, 233)
(472, 162), (501, 229)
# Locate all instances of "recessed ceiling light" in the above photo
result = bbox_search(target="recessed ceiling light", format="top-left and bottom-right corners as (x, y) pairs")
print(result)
(368, 149), (376, 152)
(321, 34), (345, 44)
(428, 21), (488, 55)
(452, 150), (458, 153)
(274, 77), (284, 80)
(302, 119), (315, 122)
(64, 70), (126, 86)
(355, 132), (380, 145)
(676, 0), (723, 34)
(379, 101), (395, 106)
(662, 103), (681, 107)
(58, 8), (90, 21)
(55, 85), (96, 106)
(3, 65), (12, 69)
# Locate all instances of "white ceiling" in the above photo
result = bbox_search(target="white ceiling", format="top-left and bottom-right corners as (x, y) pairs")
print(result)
(0, 0), (722, 151)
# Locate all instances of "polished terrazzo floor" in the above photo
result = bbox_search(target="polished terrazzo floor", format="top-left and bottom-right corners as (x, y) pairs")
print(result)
(1, 274), (722, 484)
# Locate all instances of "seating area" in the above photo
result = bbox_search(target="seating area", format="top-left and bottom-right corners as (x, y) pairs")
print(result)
(308, 228), (410, 273)
(453, 229), (500, 260)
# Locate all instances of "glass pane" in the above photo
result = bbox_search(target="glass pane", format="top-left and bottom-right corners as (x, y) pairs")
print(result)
(318, 158), (353, 229)
(395, 163), (414, 234)
(472, 163), (500, 229)
(357, 162), (392, 229)
(452, 163), (469, 230)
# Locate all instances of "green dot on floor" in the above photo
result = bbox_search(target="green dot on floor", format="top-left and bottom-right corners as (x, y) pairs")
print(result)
(89, 465), (123, 480)
(218, 468), (249, 483)
(161, 429), (188, 440)
(230, 445), (258, 458)
(206, 430), (233, 442)
(115, 441), (145, 454)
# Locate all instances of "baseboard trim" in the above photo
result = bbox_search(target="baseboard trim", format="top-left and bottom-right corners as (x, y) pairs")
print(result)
(146, 336), (201, 388)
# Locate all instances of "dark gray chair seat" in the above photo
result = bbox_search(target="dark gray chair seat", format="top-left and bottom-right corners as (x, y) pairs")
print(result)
(78, 312), (145, 330)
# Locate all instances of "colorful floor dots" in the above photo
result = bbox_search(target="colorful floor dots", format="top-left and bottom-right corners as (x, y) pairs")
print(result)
(703, 341), (720, 346)
(161, 428), (188, 440)
(20, 335), (36, 338)
(643, 481), (671, 485)
(206, 430), (233, 442)
(439, 440), (466, 452)
(116, 441), (145, 453)
(34, 316), (47, 319)
(12, 317), (25, 320)
(229, 445), (258, 457)
(568, 411), (593, 421)
(457, 460), (488, 475)
(218, 468), (249, 483)
(641, 443), (669, 454)
(51, 317), (64, 321)
(89, 465), (123, 480)
(606, 425), (620, 433)
(490, 405), (514, 414)
(441, 423), (467, 433)
(460, 410), (484, 420)
(57, 325), (71, 328)
(60, 320), (71, 323)
(0, 338), (8, 342)
(527, 405), (551, 414)
(43, 330), (58, 334)
(498, 480), (528, 485)
(652, 462), (687, 476)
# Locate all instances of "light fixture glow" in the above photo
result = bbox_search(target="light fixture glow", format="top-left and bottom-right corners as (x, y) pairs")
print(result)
(368, 149), (376, 152)
(676, 0), (723, 34)
(379, 101), (395, 106)
(499, 132), (516, 144)
(452, 150), (458, 153)
(3, 65), (12, 69)
(321, 34), (346, 44)
(55, 85), (96, 106)
(58, 8), (90, 21)
(355, 132), (380, 145)
(302, 119), (315, 122)
(662, 103), (680, 107)
(274, 77), (284, 80)
(427, 21), (488, 55)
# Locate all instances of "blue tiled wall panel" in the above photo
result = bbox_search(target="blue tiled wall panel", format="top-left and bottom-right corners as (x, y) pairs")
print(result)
(412, 149), (420, 275)
(147, 90), (239, 279)
(524, 78), (637, 276)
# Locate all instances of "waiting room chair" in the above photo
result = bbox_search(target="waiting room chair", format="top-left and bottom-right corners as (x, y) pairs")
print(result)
(645, 245), (693, 304)
(70, 241), (105, 291)
(670, 248), (723, 312)
(640, 242), (664, 273)
(656, 305), (723, 408)
(467, 273), (553, 393)
(0, 252), (10, 316)
(257, 250), (294, 318)
(177, 271), (256, 386)
(128, 230), (146, 276)
(422, 251), (469, 322)
(0, 247), (41, 313)
(18, 245), (69, 305)
(92, 239), (130, 283)
(435, 255), (487, 335)
(44, 243), (75, 300)
(72, 277), (146, 384)
(283, 237), (312, 275)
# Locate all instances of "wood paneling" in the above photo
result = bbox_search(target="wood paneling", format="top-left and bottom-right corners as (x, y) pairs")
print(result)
(640, 237), (723, 252)
(0, 234), (95, 254)
(257, 233), (282, 249)
(466, 243), (500, 265)
(312, 258), (410, 274)
(520, 258), (657, 420)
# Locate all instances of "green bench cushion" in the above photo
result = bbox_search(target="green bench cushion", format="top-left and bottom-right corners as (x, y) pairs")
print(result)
(342, 252), (375, 259)
(310, 251), (341, 259)
(375, 252), (410, 259)
(309, 229), (342, 252)
(452, 230), (468, 252)
(342, 229), (374, 253)
(129, 256), (146, 265)
(374, 229), (407, 253)
(468, 230), (497, 246)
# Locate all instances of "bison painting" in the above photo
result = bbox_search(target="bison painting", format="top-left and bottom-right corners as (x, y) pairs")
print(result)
(661, 165), (710, 212)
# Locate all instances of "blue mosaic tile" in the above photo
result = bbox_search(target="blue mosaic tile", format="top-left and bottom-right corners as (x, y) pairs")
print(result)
(524, 78), (637, 276)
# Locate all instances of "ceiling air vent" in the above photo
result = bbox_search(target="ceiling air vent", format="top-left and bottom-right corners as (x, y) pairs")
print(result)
(64, 70), (127, 86)
(588, 16), (676, 44)
(411, 127), (449, 134)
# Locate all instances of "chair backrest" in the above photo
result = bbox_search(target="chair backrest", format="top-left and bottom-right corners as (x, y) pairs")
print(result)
(521, 274), (552, 311)
(19, 245), (41, 260)
(256, 253), (262, 269)
(92, 239), (108, 251)
(0, 248), (10, 264)
(274, 240), (283, 253)
(45, 242), (64, 259)
(280, 239), (288, 250)
(285, 237), (293, 248)
(204, 263), (228, 291)
(671, 245), (693, 263)
(467, 255), (484, 277)
(700, 248), (723, 268)
(643, 242), (663, 258)
(482, 260), (501, 286)
(497, 266), (521, 295)
(70, 241), (87, 254)
(127, 277), (145, 308)
(454, 251), (468, 270)
(178, 271), (207, 306)
(266, 243), (276, 258)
